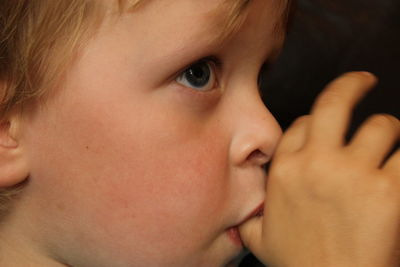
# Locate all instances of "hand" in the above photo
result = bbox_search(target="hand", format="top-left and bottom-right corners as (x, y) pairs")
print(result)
(239, 72), (400, 267)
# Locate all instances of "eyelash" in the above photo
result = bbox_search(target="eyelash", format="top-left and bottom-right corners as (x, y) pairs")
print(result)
(175, 56), (223, 92)
(173, 56), (271, 98)
(204, 56), (223, 72)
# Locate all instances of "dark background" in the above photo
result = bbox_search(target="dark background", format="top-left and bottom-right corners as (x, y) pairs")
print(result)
(240, 0), (399, 266)
(264, 0), (399, 133)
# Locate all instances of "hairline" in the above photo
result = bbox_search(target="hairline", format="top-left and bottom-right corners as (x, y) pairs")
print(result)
(119, 0), (291, 39)
(216, 0), (293, 43)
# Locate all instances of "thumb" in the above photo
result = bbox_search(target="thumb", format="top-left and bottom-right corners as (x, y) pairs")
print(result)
(238, 215), (263, 255)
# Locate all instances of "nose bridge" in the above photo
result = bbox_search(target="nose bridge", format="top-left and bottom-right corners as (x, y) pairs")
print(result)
(228, 84), (282, 166)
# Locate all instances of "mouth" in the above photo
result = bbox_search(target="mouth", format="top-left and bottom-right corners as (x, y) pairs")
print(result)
(226, 202), (264, 247)
(226, 227), (243, 247)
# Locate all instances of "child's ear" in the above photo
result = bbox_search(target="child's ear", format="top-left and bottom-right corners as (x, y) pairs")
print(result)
(0, 113), (29, 187)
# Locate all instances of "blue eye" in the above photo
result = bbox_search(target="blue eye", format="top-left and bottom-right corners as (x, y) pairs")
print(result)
(176, 60), (217, 91)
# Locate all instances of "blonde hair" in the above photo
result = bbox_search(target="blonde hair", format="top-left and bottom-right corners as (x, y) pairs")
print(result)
(0, 0), (291, 215)
(0, 0), (106, 216)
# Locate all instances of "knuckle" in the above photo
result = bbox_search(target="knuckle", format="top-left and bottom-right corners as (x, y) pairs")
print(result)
(270, 155), (299, 184)
(292, 115), (309, 126)
(270, 156), (291, 178)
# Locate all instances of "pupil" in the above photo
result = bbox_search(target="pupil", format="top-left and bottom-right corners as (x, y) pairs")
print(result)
(186, 62), (210, 87)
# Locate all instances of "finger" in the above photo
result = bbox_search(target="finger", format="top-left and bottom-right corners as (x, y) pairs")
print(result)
(275, 115), (309, 155)
(383, 148), (400, 175)
(238, 216), (263, 255)
(308, 72), (377, 147)
(348, 114), (400, 167)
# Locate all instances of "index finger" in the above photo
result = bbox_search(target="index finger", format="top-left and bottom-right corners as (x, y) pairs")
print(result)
(308, 72), (377, 147)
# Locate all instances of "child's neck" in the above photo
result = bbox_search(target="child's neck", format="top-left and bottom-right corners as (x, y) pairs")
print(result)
(0, 217), (67, 267)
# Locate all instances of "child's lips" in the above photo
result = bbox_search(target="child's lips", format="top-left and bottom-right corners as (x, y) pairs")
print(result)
(238, 202), (265, 226)
(227, 226), (243, 247)
(226, 202), (265, 247)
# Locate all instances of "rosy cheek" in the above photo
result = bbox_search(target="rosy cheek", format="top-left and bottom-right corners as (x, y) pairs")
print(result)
(33, 78), (231, 244)
(103, 141), (227, 216)
(84, 124), (229, 239)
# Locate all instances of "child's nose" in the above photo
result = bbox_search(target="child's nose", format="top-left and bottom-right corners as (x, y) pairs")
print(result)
(229, 90), (282, 167)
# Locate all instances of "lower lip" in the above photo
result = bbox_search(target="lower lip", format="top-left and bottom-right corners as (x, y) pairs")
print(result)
(227, 227), (243, 247)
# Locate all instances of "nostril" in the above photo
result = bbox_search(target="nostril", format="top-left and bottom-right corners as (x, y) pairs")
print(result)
(247, 149), (262, 159)
(247, 149), (270, 166)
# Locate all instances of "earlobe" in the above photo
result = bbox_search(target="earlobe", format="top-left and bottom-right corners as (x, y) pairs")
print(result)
(0, 116), (29, 188)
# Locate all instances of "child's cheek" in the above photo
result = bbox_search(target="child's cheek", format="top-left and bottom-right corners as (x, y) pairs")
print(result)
(25, 73), (233, 256)
(69, 116), (231, 250)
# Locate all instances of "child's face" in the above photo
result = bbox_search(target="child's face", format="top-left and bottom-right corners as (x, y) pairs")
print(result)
(21, 0), (284, 266)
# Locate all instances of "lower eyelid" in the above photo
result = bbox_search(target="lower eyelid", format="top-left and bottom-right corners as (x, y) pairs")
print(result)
(173, 77), (222, 101)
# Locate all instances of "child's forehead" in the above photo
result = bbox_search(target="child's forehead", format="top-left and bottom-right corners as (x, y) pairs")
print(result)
(115, 0), (289, 42)
(96, 0), (288, 73)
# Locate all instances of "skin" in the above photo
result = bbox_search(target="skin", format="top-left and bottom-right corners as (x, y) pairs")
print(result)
(0, 0), (284, 266)
(240, 72), (400, 266)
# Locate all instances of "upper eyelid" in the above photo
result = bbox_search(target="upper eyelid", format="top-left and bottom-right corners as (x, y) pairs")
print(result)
(165, 56), (222, 87)
(174, 56), (223, 91)
(203, 56), (223, 72)
(176, 56), (223, 78)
